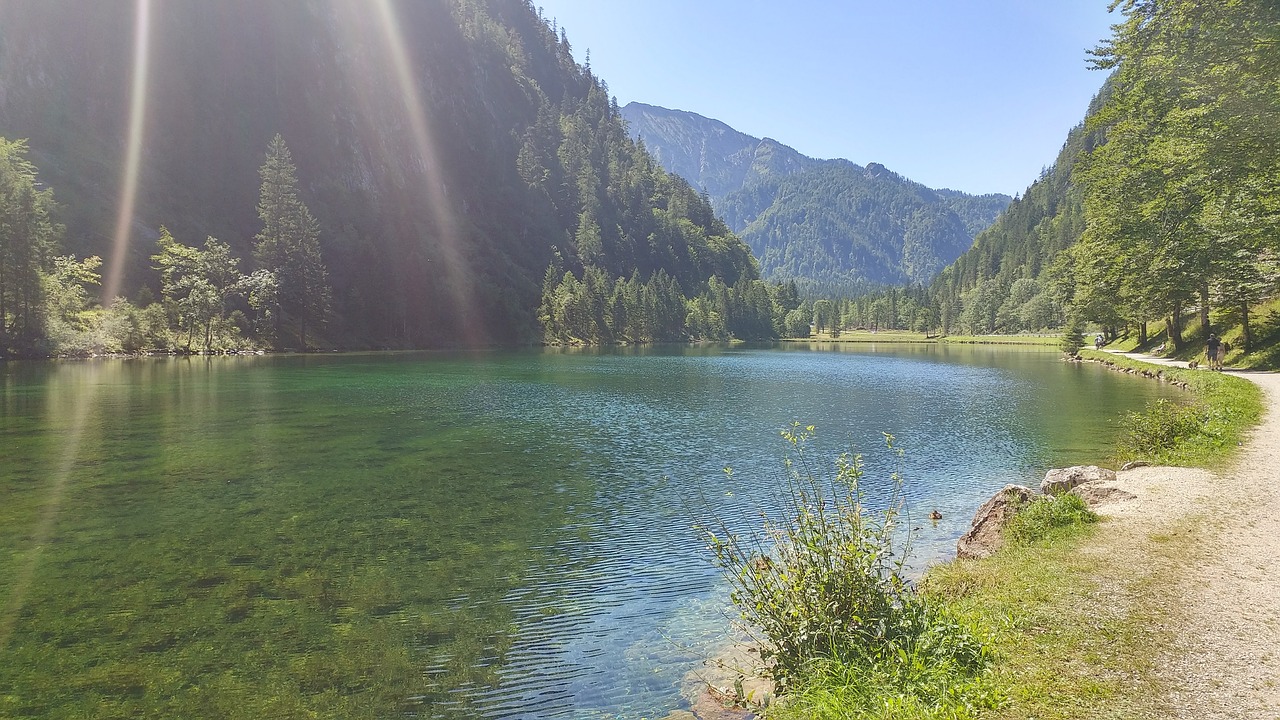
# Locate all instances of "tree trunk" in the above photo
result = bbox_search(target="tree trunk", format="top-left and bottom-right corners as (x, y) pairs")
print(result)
(1139, 321), (1148, 345)
(1199, 283), (1211, 338)
(1169, 303), (1185, 351)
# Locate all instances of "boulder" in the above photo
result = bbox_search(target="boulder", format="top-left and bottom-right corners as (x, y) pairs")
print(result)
(956, 484), (1035, 560)
(1069, 481), (1137, 508)
(1041, 465), (1116, 496)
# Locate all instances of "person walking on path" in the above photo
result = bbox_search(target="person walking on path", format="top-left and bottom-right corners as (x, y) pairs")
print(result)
(1207, 333), (1221, 370)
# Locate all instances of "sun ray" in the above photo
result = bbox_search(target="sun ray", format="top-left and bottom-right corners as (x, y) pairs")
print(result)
(102, 0), (152, 305)
(368, 0), (484, 346)
(0, 365), (100, 648)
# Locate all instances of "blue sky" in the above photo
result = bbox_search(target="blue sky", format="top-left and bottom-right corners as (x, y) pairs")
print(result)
(531, 1), (1120, 196)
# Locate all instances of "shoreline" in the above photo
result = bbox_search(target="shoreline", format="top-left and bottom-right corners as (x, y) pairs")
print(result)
(674, 351), (1278, 719)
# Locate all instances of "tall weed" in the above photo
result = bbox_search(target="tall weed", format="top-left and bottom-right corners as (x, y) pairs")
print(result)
(703, 425), (995, 712)
(1117, 398), (1205, 458)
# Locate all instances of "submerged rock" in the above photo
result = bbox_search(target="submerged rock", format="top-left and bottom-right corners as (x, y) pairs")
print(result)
(957, 484), (1035, 559)
(1041, 465), (1117, 495)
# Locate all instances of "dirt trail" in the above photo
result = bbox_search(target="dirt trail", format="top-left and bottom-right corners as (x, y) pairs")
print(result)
(1102, 352), (1280, 718)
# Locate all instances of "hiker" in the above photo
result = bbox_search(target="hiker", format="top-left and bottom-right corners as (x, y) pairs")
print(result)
(1207, 333), (1221, 370)
(1095, 334), (1104, 350)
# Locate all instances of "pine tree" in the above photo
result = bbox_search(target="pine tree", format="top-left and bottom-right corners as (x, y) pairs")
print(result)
(0, 138), (60, 356)
(254, 134), (331, 349)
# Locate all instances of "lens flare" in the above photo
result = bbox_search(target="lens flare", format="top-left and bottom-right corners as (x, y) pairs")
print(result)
(0, 366), (99, 647)
(368, 0), (483, 346)
(102, 0), (152, 305)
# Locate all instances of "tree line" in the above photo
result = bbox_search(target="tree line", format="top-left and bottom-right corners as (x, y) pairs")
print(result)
(0, 134), (331, 358)
(537, 267), (809, 344)
(826, 1), (1279, 344)
(1070, 0), (1280, 352)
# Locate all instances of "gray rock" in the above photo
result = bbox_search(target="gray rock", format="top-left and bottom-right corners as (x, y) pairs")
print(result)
(1069, 481), (1137, 508)
(956, 484), (1035, 560)
(1041, 465), (1117, 495)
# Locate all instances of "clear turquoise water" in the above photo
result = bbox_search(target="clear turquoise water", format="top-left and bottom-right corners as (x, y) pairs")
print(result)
(0, 345), (1178, 719)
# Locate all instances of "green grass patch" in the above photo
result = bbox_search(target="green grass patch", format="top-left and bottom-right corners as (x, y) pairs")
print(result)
(920, 518), (1177, 720)
(1004, 493), (1098, 545)
(941, 334), (1061, 346)
(783, 332), (1061, 346)
(794, 330), (936, 343)
(1080, 349), (1263, 468)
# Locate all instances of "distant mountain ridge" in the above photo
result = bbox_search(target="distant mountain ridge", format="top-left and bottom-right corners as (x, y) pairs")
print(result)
(622, 102), (1011, 289)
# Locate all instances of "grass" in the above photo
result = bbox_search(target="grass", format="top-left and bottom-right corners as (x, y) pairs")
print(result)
(786, 331), (1061, 346)
(1103, 295), (1280, 371)
(1004, 493), (1097, 544)
(920, 517), (1184, 720)
(1079, 349), (1263, 469)
(757, 347), (1266, 719)
(941, 334), (1060, 346)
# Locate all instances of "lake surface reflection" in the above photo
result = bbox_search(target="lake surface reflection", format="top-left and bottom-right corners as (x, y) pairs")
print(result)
(0, 345), (1178, 719)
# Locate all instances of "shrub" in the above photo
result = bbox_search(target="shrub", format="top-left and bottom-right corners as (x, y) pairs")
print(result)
(1005, 493), (1097, 544)
(704, 425), (994, 706)
(1118, 398), (1205, 457)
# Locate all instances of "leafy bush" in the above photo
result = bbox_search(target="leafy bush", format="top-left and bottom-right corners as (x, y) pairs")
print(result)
(1005, 493), (1097, 544)
(1118, 398), (1205, 458)
(704, 425), (994, 708)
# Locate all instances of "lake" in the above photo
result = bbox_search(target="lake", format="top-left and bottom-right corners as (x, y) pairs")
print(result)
(0, 344), (1178, 719)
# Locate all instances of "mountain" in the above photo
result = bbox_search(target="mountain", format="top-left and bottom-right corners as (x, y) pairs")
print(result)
(927, 89), (1108, 335)
(0, 0), (755, 349)
(621, 102), (1011, 290)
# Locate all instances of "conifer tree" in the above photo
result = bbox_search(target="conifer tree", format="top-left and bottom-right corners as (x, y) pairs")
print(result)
(0, 138), (60, 355)
(254, 134), (331, 349)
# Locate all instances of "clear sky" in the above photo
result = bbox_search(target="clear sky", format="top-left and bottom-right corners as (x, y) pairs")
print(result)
(531, 1), (1121, 197)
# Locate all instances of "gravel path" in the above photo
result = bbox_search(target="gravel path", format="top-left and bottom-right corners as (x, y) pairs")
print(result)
(1101, 352), (1280, 718)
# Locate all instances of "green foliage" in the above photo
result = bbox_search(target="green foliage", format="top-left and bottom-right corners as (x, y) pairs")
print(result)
(1059, 315), (1084, 354)
(1117, 398), (1207, 459)
(254, 135), (330, 349)
(1070, 1), (1280, 350)
(40, 254), (103, 354)
(705, 426), (993, 708)
(1004, 493), (1097, 545)
(1084, 350), (1263, 467)
(537, 266), (786, 344)
(0, 137), (61, 357)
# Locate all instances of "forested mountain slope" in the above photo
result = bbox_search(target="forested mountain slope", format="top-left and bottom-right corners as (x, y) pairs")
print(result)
(927, 96), (1104, 334)
(0, 0), (755, 350)
(933, 0), (1277, 350)
(622, 102), (1011, 290)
